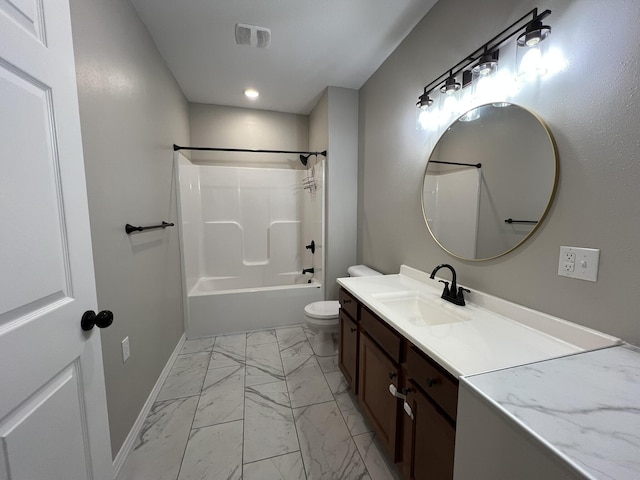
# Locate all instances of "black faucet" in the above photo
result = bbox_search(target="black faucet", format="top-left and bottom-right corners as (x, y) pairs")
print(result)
(429, 264), (470, 306)
(302, 268), (314, 275)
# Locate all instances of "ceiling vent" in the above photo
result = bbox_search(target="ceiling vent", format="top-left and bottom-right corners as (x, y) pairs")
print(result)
(235, 23), (271, 48)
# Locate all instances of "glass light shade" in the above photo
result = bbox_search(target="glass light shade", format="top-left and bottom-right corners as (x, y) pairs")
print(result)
(438, 78), (461, 125)
(516, 40), (549, 82)
(439, 94), (461, 125)
(416, 92), (435, 130)
(416, 105), (437, 131)
(471, 63), (498, 104)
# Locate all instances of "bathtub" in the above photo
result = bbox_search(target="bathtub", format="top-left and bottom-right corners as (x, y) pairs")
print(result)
(186, 274), (323, 338)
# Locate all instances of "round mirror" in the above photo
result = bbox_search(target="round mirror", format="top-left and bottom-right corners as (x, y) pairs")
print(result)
(422, 103), (558, 261)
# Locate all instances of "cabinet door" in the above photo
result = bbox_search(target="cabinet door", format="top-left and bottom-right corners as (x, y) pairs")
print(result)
(404, 384), (456, 480)
(358, 332), (400, 460)
(339, 310), (359, 391)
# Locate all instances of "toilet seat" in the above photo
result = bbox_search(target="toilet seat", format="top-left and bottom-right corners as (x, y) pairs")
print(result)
(304, 301), (340, 320)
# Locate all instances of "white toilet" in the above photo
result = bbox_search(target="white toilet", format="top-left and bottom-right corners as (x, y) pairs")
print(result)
(304, 265), (382, 356)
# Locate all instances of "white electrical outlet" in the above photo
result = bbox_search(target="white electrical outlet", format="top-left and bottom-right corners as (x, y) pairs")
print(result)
(561, 262), (574, 272)
(558, 246), (600, 282)
(122, 336), (130, 362)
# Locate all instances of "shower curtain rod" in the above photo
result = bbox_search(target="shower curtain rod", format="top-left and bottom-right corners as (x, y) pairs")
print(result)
(173, 144), (327, 156)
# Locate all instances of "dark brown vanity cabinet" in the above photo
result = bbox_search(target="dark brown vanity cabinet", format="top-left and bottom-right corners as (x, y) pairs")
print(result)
(338, 288), (359, 391)
(338, 287), (459, 480)
(339, 310), (358, 390)
(401, 346), (458, 480)
(358, 330), (401, 459)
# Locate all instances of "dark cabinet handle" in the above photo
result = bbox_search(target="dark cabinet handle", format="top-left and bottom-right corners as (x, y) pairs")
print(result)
(350, 327), (357, 333)
(389, 372), (397, 379)
(81, 310), (114, 331)
(342, 299), (352, 304)
(426, 377), (438, 387)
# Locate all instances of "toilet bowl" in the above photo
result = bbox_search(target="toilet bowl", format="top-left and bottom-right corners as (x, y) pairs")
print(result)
(304, 265), (382, 356)
(304, 301), (340, 357)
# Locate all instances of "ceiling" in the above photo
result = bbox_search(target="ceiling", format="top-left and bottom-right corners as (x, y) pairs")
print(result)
(130, 0), (438, 114)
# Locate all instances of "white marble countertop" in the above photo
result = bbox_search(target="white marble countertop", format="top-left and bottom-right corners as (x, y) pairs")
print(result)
(462, 344), (640, 479)
(337, 265), (619, 377)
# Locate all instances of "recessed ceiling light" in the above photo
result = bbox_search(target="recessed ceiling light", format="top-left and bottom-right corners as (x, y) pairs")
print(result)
(244, 88), (259, 99)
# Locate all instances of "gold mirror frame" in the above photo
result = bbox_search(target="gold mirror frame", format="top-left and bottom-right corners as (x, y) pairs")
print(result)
(421, 103), (559, 261)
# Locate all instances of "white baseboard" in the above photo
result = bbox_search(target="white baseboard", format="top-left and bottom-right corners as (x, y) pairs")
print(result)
(112, 333), (186, 478)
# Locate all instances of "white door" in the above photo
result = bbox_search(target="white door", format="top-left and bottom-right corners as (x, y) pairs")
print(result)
(0, 1), (113, 479)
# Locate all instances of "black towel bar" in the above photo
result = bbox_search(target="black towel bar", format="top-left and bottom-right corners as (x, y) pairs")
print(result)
(125, 221), (174, 234)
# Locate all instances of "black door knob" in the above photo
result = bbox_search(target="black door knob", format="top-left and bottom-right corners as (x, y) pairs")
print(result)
(81, 310), (114, 331)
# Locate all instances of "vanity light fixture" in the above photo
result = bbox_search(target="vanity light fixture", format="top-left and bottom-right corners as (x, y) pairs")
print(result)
(416, 88), (436, 130)
(471, 50), (499, 77)
(440, 74), (461, 95)
(415, 8), (552, 129)
(517, 19), (551, 47)
(417, 89), (434, 109)
(516, 17), (552, 81)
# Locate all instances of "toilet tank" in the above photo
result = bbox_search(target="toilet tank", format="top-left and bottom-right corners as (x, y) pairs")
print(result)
(347, 265), (382, 277)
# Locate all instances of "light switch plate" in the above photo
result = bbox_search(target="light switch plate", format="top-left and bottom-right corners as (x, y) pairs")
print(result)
(558, 246), (599, 282)
(122, 336), (130, 362)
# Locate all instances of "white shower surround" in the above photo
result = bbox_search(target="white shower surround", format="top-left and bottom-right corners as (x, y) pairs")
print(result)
(176, 153), (324, 337)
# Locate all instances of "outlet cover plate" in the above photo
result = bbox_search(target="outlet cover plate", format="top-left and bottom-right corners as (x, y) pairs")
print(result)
(558, 246), (600, 282)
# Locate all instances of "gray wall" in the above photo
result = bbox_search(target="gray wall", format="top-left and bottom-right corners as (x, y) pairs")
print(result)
(310, 88), (360, 299)
(189, 103), (309, 164)
(359, 0), (640, 345)
(309, 92), (329, 283)
(70, 0), (190, 458)
(326, 87), (359, 299)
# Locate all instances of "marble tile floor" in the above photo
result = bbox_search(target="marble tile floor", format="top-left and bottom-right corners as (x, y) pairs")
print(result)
(117, 325), (400, 480)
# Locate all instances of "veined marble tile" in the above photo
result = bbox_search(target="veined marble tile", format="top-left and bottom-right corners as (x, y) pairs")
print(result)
(156, 352), (209, 401)
(245, 341), (285, 386)
(193, 365), (244, 429)
(209, 333), (246, 369)
(117, 396), (198, 480)
(323, 370), (348, 395)
(283, 354), (333, 408)
(276, 326), (314, 357)
(180, 337), (215, 355)
(353, 432), (397, 480)
(324, 371), (372, 436)
(317, 355), (339, 373)
(177, 420), (243, 480)
(243, 451), (306, 480)
(466, 345), (640, 480)
(247, 329), (277, 346)
(244, 381), (299, 463)
(293, 401), (368, 480)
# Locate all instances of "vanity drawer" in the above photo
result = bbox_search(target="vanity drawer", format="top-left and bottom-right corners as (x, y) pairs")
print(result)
(360, 307), (402, 363)
(339, 288), (358, 320)
(407, 345), (458, 420)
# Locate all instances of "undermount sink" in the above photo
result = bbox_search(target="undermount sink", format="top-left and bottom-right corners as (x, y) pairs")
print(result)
(371, 291), (471, 327)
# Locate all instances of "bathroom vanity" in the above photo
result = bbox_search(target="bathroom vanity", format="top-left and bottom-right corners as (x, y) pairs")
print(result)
(337, 265), (623, 480)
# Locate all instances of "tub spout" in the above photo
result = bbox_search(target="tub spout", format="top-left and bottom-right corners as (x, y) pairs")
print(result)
(302, 268), (314, 275)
